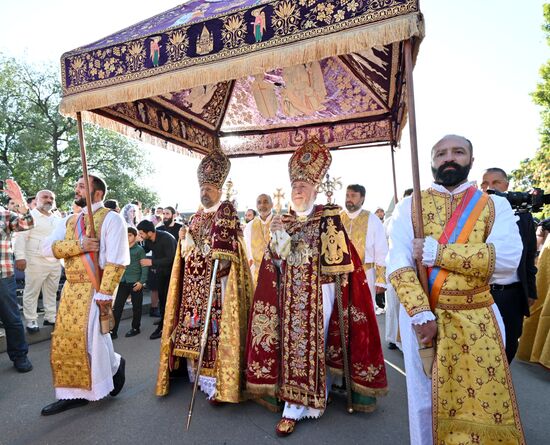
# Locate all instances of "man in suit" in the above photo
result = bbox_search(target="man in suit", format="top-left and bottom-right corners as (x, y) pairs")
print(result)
(480, 167), (538, 363)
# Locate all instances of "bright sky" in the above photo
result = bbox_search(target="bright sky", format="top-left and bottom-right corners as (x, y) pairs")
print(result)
(1, 0), (547, 212)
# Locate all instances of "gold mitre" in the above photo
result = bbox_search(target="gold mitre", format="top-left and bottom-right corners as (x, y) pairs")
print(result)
(197, 148), (231, 189)
(288, 138), (332, 185)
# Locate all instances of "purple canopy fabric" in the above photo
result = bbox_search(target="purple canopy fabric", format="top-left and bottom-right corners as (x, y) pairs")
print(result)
(60, 0), (424, 157)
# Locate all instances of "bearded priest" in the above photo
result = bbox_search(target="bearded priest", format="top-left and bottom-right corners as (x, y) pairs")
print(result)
(156, 147), (253, 404)
(245, 139), (388, 436)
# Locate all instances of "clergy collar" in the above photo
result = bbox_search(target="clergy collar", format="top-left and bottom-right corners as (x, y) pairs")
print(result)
(257, 213), (273, 224)
(431, 181), (475, 196)
(344, 208), (363, 219)
(203, 200), (222, 214)
(81, 201), (105, 214)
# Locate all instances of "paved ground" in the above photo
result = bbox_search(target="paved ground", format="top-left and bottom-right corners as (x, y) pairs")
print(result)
(0, 314), (548, 445)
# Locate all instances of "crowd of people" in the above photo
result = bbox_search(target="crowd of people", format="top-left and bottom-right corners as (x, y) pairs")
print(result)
(0, 135), (549, 444)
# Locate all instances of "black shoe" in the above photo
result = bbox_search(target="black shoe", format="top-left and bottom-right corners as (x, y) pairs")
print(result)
(110, 357), (126, 397)
(153, 319), (161, 326)
(37, 307), (45, 313)
(41, 399), (89, 416)
(388, 342), (398, 350)
(43, 320), (56, 327)
(110, 332), (118, 340)
(13, 356), (33, 373)
(125, 328), (140, 337)
(149, 328), (162, 340)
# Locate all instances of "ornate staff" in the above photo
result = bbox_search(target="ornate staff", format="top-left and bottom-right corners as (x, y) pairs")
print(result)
(186, 258), (220, 430)
(320, 174), (353, 413)
(317, 173), (342, 204)
(271, 188), (286, 250)
(335, 275), (353, 414)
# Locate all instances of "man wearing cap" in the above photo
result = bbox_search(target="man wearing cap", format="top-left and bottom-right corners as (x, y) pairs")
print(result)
(41, 175), (130, 416)
(156, 148), (253, 404)
(245, 139), (387, 436)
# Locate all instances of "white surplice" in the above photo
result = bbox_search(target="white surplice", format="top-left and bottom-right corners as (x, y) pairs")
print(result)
(386, 181), (521, 445)
(42, 202), (130, 401)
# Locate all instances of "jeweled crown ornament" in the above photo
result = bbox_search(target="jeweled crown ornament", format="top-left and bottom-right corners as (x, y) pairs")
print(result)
(288, 138), (332, 185)
(197, 148), (231, 189)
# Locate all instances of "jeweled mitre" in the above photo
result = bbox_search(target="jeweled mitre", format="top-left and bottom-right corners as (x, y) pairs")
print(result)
(288, 138), (332, 185)
(197, 148), (231, 189)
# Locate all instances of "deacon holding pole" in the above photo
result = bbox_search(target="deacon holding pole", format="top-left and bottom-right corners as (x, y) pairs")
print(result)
(40, 173), (129, 415)
(245, 139), (388, 437)
(156, 146), (253, 415)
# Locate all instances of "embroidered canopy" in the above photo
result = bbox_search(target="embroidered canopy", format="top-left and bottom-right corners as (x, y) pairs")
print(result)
(60, 0), (424, 157)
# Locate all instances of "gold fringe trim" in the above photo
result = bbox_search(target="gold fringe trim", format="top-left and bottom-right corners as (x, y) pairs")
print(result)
(245, 382), (278, 398)
(60, 14), (424, 115)
(81, 111), (202, 159)
(438, 419), (523, 442)
(352, 402), (376, 413)
(211, 250), (239, 264)
(279, 385), (326, 410)
(327, 367), (389, 397)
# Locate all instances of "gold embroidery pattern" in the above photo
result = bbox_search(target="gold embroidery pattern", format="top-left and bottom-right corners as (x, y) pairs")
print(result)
(99, 263), (126, 296)
(250, 300), (279, 353)
(434, 305), (525, 444)
(51, 208), (111, 390)
(52, 239), (82, 259)
(389, 266), (430, 316)
(341, 209), (369, 263)
(250, 218), (272, 284)
(413, 190), (524, 443)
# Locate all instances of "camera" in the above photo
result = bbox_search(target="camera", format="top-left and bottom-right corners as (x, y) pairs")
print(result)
(486, 187), (550, 213)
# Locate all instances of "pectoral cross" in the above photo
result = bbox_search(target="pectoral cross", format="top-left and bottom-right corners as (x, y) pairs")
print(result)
(273, 188), (285, 214)
(317, 173), (342, 204)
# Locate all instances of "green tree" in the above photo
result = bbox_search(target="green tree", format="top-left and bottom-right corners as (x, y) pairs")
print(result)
(511, 4), (550, 218)
(0, 54), (158, 210)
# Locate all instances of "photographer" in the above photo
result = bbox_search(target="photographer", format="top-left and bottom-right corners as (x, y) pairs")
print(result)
(0, 179), (34, 373)
(481, 167), (538, 363)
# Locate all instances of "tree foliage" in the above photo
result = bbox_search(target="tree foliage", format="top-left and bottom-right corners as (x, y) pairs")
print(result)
(510, 4), (550, 218)
(0, 54), (158, 210)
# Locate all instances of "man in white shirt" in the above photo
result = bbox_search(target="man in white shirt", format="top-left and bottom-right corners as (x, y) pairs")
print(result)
(14, 190), (62, 332)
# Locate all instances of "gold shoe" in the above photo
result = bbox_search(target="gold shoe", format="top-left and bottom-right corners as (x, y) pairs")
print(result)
(275, 418), (296, 437)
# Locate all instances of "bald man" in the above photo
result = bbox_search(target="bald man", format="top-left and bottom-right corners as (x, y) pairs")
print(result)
(387, 135), (524, 444)
(481, 167), (538, 363)
(14, 190), (62, 332)
(243, 193), (273, 285)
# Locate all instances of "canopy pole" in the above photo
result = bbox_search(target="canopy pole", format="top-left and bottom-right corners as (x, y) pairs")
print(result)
(76, 112), (101, 287)
(403, 39), (429, 295)
(390, 144), (399, 204)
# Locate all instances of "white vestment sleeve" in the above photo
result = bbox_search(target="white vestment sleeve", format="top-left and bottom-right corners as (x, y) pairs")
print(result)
(243, 219), (254, 262)
(367, 213), (389, 287)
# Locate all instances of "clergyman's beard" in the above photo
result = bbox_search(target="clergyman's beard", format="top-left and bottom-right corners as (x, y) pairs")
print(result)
(432, 161), (472, 187)
(293, 197), (315, 213)
(74, 196), (86, 207)
(345, 201), (361, 212)
(39, 203), (53, 212)
(163, 218), (173, 227)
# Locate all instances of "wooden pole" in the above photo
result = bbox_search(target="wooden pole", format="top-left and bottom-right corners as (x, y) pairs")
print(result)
(76, 112), (101, 288)
(403, 39), (429, 295)
(390, 144), (399, 204)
